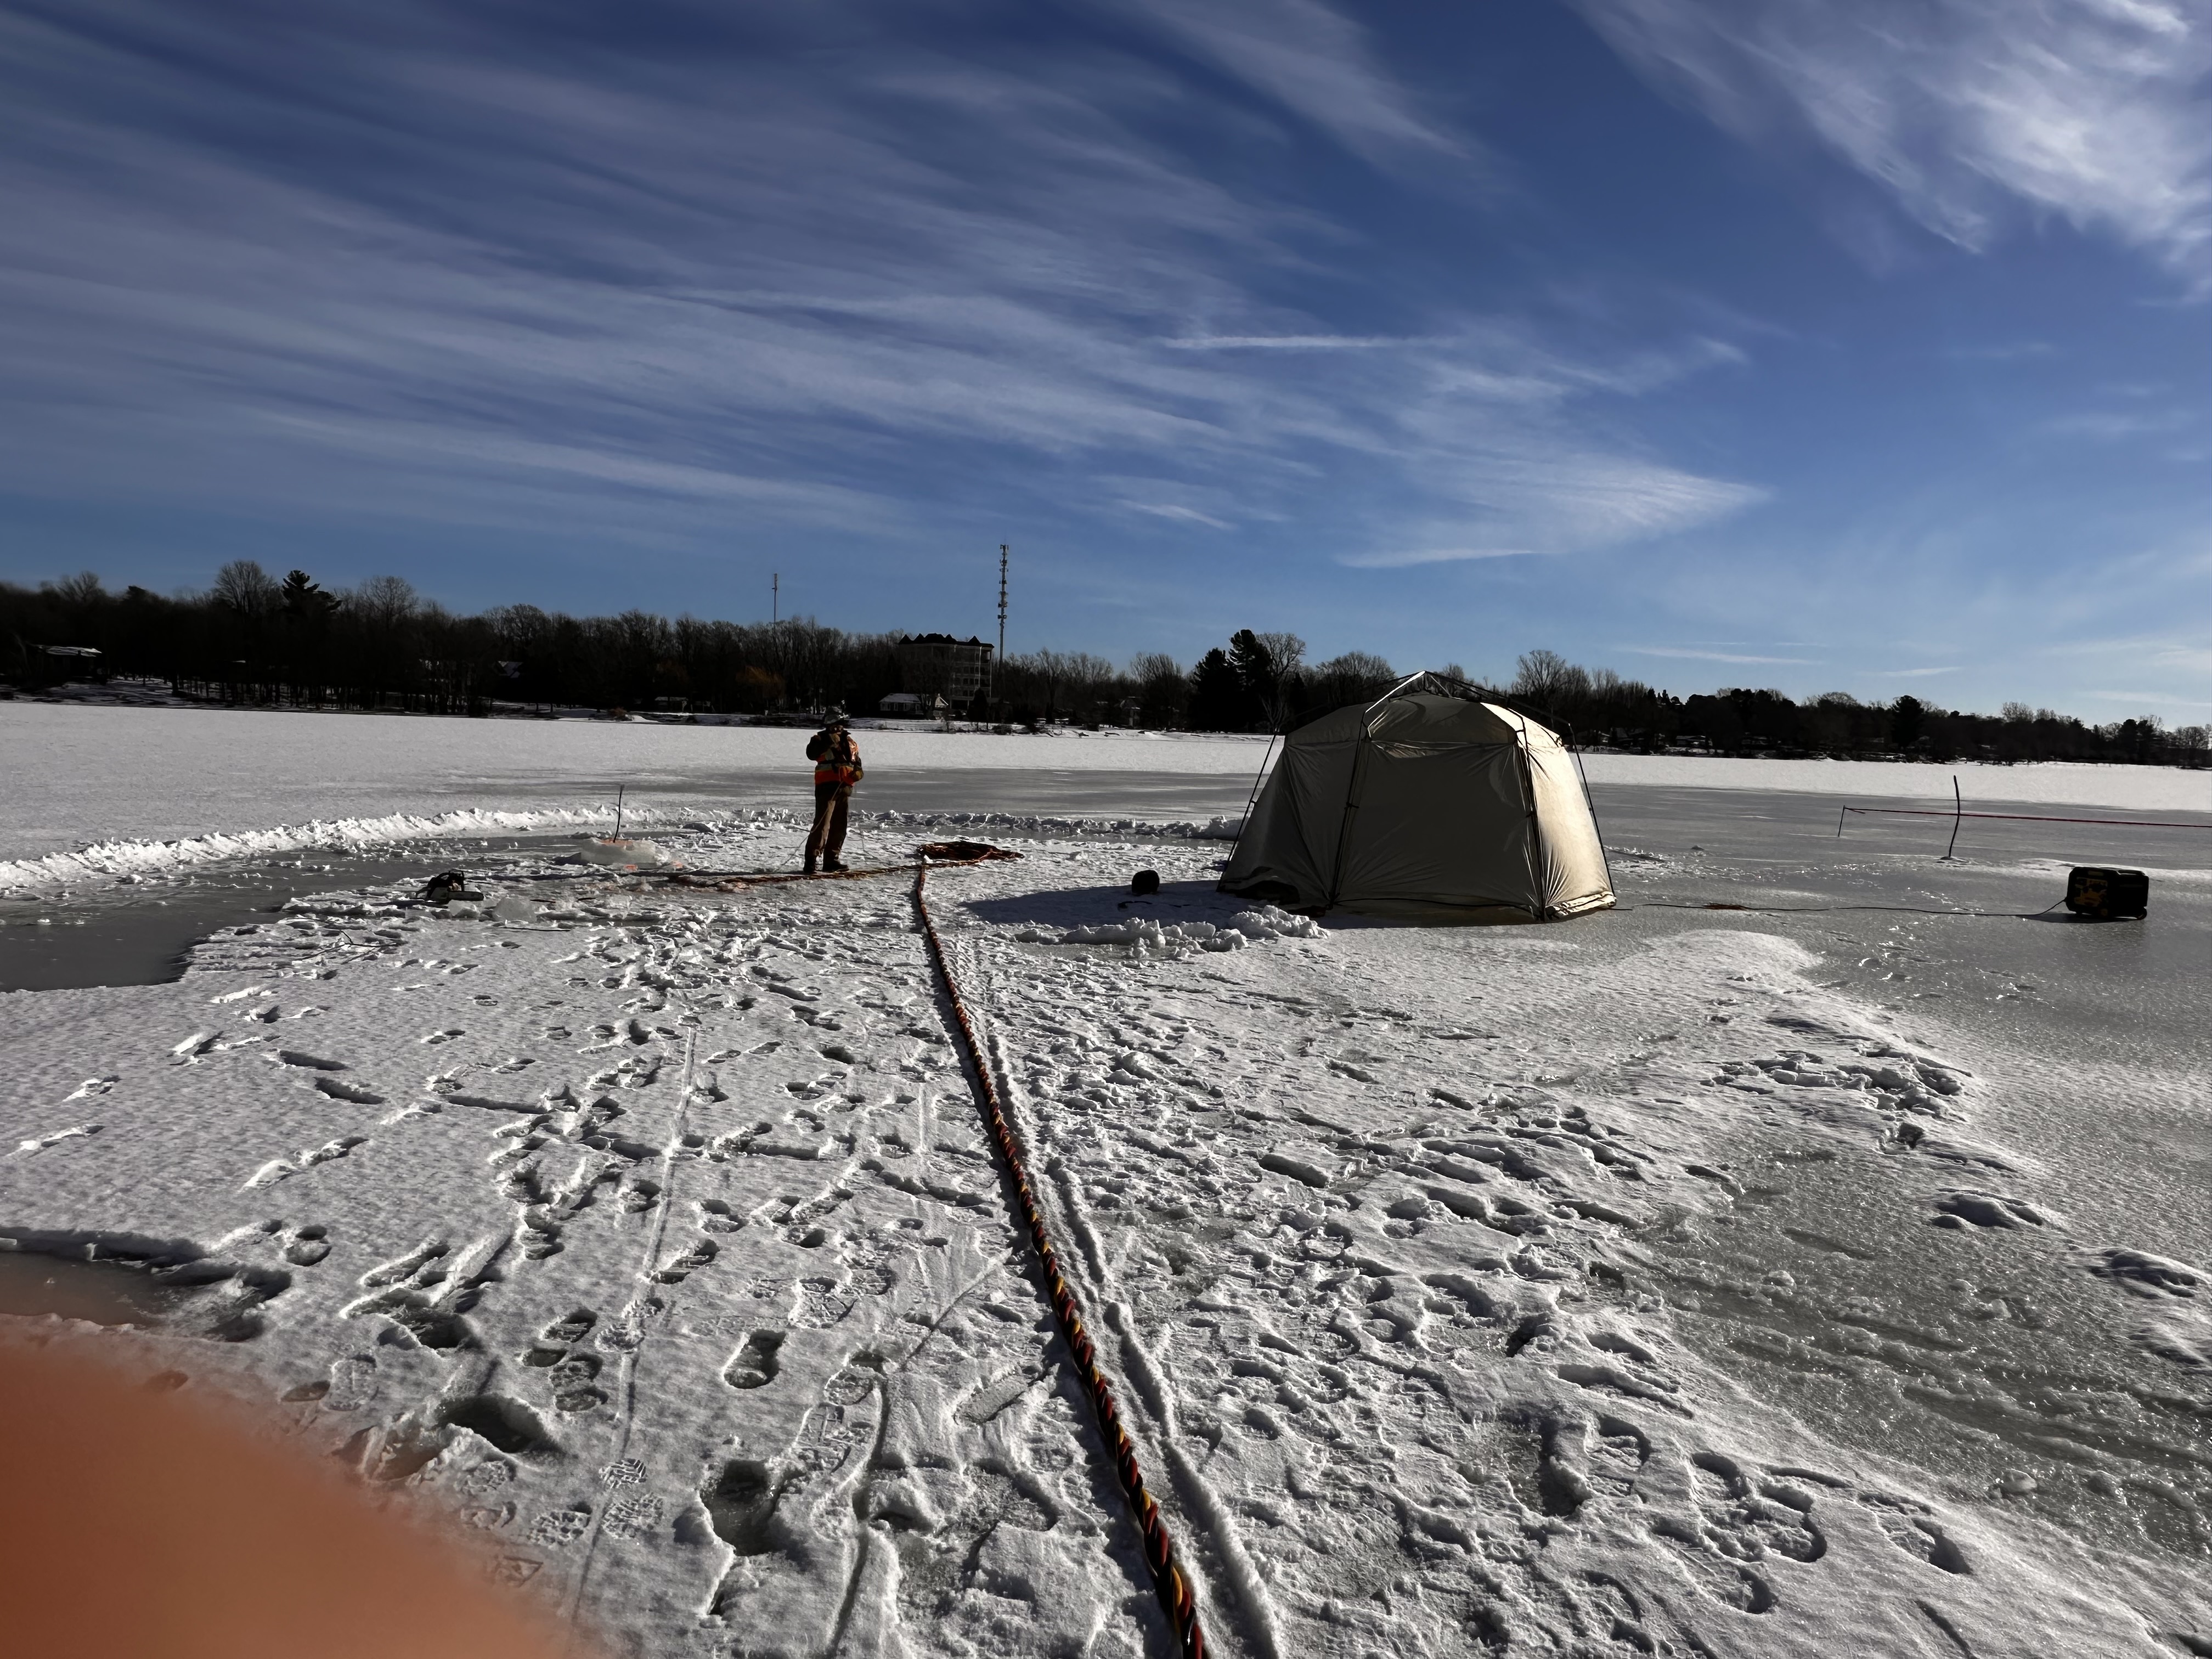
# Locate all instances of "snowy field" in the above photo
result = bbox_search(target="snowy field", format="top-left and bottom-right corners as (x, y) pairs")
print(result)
(2, 708), (2209, 1658)
(2, 701), (2204, 892)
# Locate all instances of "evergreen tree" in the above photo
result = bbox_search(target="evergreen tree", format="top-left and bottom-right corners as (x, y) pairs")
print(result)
(1187, 648), (1244, 731)
(281, 569), (335, 620)
(1889, 695), (1925, 752)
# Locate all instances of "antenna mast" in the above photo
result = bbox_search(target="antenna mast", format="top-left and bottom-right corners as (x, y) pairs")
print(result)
(772, 572), (779, 625)
(996, 544), (1008, 713)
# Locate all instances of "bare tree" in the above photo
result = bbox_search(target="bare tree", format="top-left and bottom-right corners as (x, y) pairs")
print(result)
(347, 574), (420, 631)
(1511, 648), (1590, 714)
(1253, 631), (1307, 679)
(45, 571), (106, 608)
(1060, 652), (1119, 721)
(1305, 651), (1397, 710)
(212, 560), (282, 616)
(1130, 652), (1187, 727)
(1013, 649), (1061, 721)
(1229, 629), (1307, 729)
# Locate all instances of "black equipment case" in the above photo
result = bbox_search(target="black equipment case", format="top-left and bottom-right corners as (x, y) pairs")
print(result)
(2065, 867), (2148, 919)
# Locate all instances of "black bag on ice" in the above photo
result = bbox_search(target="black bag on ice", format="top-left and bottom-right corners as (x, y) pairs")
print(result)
(2064, 867), (2147, 919)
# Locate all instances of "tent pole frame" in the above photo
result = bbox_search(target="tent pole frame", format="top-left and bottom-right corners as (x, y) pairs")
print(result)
(1509, 710), (1548, 922)
(1324, 725), (1373, 913)
(1218, 729), (1282, 890)
(1568, 732), (1617, 901)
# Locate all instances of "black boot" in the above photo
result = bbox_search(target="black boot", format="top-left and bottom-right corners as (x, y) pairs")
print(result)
(803, 856), (819, 876)
(822, 856), (845, 873)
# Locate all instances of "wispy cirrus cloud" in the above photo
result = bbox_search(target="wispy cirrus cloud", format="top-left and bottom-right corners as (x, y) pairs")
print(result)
(1160, 335), (1432, 350)
(0, 0), (1760, 578)
(1099, 0), (1464, 164)
(1122, 501), (1235, 529)
(1339, 449), (1764, 568)
(1625, 646), (1816, 664)
(1566, 0), (2212, 282)
(1340, 546), (1535, 569)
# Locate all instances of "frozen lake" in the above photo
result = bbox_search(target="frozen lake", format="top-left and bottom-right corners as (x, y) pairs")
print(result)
(2, 701), (2203, 883)
(2, 701), (2207, 1657)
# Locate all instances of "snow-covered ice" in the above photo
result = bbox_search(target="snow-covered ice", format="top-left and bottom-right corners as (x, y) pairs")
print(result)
(4, 700), (2203, 894)
(3, 709), (2210, 1657)
(2, 780), (2208, 1658)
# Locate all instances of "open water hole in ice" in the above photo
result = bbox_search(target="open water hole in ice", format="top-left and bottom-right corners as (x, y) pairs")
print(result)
(0, 765), (1255, 992)
(0, 839), (549, 992)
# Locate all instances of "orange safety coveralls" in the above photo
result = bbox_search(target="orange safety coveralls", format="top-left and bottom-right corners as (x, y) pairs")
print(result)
(804, 725), (863, 867)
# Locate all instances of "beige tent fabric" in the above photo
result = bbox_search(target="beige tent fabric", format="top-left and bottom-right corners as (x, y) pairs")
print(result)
(1516, 713), (1615, 918)
(1219, 680), (1615, 923)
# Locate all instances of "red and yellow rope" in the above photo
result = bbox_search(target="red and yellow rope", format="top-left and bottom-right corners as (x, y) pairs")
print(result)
(912, 859), (1207, 1659)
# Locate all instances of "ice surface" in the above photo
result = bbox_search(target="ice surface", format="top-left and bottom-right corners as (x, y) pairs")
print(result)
(1, 787), (2207, 1658)
(5, 701), (2203, 894)
(3, 708), (2210, 1656)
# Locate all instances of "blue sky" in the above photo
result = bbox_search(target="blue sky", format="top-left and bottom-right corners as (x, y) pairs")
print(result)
(2, 0), (2207, 719)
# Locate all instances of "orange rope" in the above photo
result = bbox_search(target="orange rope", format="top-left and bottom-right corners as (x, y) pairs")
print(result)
(911, 860), (1207, 1659)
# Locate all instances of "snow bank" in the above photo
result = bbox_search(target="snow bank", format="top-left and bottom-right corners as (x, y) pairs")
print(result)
(0, 803), (1249, 896)
(870, 809), (1243, 841)
(1017, 904), (1323, 952)
(0, 803), (670, 895)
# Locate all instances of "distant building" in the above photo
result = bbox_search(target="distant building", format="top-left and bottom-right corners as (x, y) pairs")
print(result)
(32, 645), (106, 685)
(895, 634), (993, 712)
(879, 691), (949, 719)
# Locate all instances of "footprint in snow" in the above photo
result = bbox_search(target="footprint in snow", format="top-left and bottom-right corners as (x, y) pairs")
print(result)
(1932, 1190), (2051, 1229)
(359, 1237), (449, 1288)
(1583, 1417), (1650, 1500)
(243, 1138), (367, 1189)
(792, 1276), (856, 1328)
(526, 1504), (593, 1549)
(652, 1240), (717, 1284)
(312, 1077), (384, 1104)
(520, 1336), (607, 1416)
(1855, 1491), (1968, 1573)
(1652, 1517), (1776, 1613)
(701, 1459), (781, 1581)
(1689, 1451), (1825, 1564)
(274, 1050), (348, 1071)
(2087, 1247), (2200, 1298)
(320, 1352), (380, 1412)
(723, 1328), (785, 1390)
(12, 1124), (102, 1156)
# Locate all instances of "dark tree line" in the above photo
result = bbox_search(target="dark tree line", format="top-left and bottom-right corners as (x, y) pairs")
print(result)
(3, 567), (2201, 765)
(1493, 648), (2206, 768)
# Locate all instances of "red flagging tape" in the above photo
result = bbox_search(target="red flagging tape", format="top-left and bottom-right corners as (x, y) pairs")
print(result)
(1842, 807), (2208, 830)
(911, 860), (1207, 1659)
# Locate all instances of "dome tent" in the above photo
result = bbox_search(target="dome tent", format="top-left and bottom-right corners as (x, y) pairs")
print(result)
(1218, 673), (1615, 923)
